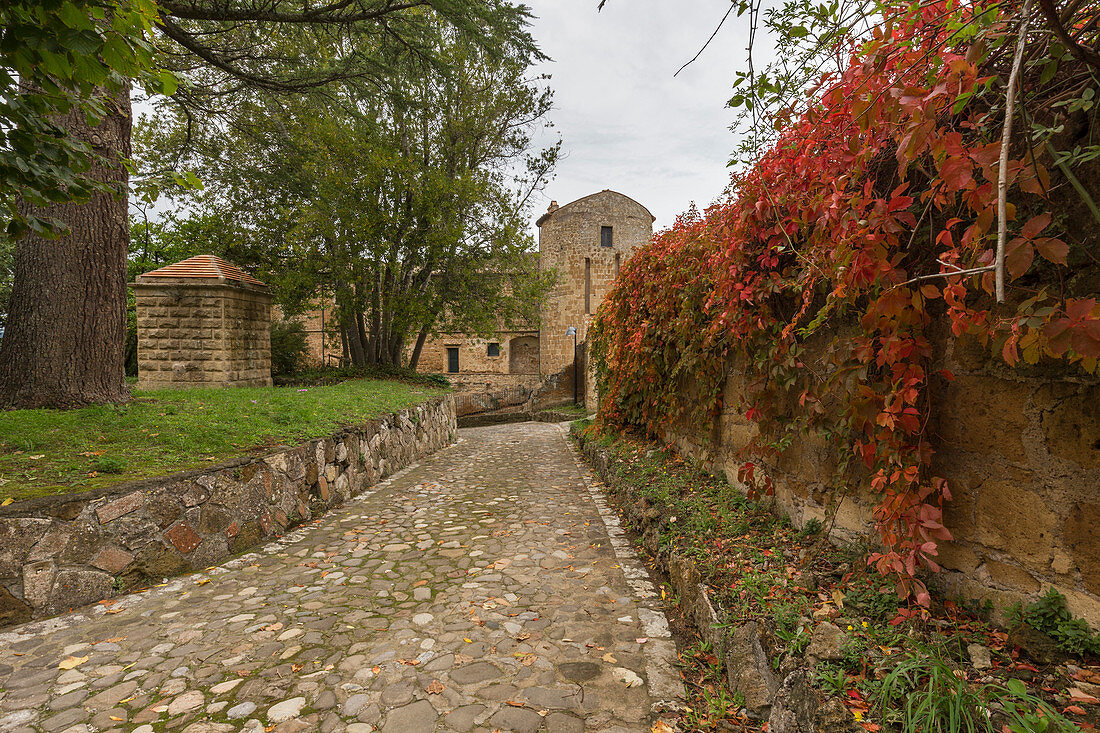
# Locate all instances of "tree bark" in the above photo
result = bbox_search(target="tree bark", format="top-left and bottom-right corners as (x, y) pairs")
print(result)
(0, 85), (132, 409)
(408, 324), (430, 370)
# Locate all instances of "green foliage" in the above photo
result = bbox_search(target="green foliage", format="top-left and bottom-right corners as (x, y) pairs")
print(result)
(877, 647), (1080, 733)
(270, 320), (309, 377)
(92, 456), (125, 474)
(1012, 588), (1100, 657)
(0, 0), (171, 237)
(0, 378), (445, 500)
(134, 22), (558, 370)
(423, 374), (451, 389)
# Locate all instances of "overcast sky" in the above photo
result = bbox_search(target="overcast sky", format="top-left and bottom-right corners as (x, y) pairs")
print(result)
(524, 0), (764, 234)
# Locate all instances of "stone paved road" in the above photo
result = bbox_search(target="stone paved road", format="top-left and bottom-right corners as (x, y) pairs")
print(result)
(0, 422), (683, 733)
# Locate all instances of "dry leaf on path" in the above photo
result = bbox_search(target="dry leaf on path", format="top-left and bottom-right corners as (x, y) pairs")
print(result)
(58, 655), (89, 670)
(426, 680), (445, 694)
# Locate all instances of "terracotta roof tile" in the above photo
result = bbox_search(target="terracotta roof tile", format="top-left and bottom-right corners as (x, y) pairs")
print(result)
(139, 255), (266, 287)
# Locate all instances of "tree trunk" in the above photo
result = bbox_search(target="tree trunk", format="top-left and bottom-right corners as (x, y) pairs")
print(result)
(0, 86), (132, 409)
(408, 324), (430, 371)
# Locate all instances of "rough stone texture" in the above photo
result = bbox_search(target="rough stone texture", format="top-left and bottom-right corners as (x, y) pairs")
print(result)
(134, 264), (272, 390)
(725, 622), (779, 716)
(0, 422), (681, 733)
(658, 327), (1100, 628)
(0, 396), (456, 624)
(537, 191), (654, 378)
(769, 670), (860, 733)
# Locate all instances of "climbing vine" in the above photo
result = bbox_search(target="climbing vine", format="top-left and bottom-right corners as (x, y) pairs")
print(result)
(592, 0), (1100, 618)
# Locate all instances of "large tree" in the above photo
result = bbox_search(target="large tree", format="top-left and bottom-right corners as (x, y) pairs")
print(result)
(0, 0), (541, 408)
(139, 26), (558, 369)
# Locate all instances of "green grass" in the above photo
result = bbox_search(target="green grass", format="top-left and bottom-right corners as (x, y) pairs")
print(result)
(0, 379), (446, 502)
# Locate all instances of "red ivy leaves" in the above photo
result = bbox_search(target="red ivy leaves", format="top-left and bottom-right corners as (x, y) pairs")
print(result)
(591, 0), (1091, 612)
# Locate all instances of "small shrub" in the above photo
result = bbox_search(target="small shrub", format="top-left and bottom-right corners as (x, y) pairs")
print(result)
(1012, 588), (1100, 657)
(423, 373), (450, 388)
(271, 319), (310, 376)
(93, 457), (126, 474)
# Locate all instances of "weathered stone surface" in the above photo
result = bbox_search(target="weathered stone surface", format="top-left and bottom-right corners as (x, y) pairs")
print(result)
(806, 621), (845, 661)
(1007, 622), (1064, 666)
(725, 621), (777, 715)
(769, 670), (859, 733)
(90, 546), (133, 574)
(48, 570), (112, 612)
(95, 493), (144, 524)
(127, 541), (188, 581)
(164, 521), (202, 554)
(1064, 503), (1100, 595)
(0, 518), (50, 575)
(0, 583), (31, 626)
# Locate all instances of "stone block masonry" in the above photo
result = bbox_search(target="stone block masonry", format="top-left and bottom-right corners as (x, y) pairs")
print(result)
(135, 255), (273, 390)
(0, 396), (456, 627)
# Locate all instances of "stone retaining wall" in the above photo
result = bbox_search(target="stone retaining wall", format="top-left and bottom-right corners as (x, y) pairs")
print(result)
(0, 396), (456, 627)
(656, 330), (1100, 629)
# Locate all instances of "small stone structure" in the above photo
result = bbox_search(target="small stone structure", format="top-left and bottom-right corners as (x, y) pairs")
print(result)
(135, 255), (272, 390)
(0, 396), (456, 626)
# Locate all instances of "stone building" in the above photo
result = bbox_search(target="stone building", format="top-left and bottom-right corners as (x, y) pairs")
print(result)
(292, 191), (655, 408)
(406, 190), (654, 405)
(135, 255), (272, 390)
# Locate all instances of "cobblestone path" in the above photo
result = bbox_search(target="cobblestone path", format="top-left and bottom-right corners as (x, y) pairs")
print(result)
(0, 422), (683, 733)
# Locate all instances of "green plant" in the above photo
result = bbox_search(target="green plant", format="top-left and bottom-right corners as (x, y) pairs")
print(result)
(876, 649), (1080, 733)
(1013, 588), (1100, 657)
(797, 517), (823, 539)
(423, 373), (451, 388)
(93, 457), (126, 474)
(270, 319), (310, 377)
(814, 663), (847, 695)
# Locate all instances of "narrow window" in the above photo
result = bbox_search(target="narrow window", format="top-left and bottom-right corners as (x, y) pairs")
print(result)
(447, 347), (459, 373)
(601, 226), (613, 248)
(487, 342), (500, 357)
(615, 252), (621, 278)
(584, 258), (591, 314)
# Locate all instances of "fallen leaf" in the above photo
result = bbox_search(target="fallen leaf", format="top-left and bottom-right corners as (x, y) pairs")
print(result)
(636, 637), (649, 644)
(59, 655), (89, 670)
(602, 653), (618, 663)
(1, 498), (12, 506)
(28, 455), (44, 460)
(652, 722), (675, 733)
(109, 716), (124, 721)
(1069, 688), (1100, 704)
(426, 679), (445, 694)
(1065, 705), (1088, 716)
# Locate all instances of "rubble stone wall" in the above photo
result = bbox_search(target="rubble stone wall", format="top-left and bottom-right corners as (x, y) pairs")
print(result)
(0, 396), (456, 628)
(660, 332), (1100, 628)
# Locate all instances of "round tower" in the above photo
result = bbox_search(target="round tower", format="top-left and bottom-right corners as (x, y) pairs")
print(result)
(537, 190), (655, 379)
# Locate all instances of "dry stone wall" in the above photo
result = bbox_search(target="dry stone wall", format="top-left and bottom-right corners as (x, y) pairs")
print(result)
(660, 332), (1100, 628)
(0, 396), (456, 628)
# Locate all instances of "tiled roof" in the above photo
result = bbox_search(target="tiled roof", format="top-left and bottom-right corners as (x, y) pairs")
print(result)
(138, 255), (266, 287)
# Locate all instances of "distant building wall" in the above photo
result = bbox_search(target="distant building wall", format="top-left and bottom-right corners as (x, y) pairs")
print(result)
(537, 191), (654, 378)
(415, 331), (539, 376)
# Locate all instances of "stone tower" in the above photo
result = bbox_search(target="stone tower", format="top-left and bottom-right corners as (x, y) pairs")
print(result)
(537, 190), (655, 379)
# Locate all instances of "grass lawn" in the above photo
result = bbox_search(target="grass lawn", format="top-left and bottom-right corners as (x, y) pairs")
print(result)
(0, 378), (447, 502)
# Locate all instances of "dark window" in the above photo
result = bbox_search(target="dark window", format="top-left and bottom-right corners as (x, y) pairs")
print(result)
(447, 347), (459, 373)
(601, 226), (613, 247)
(487, 342), (500, 357)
